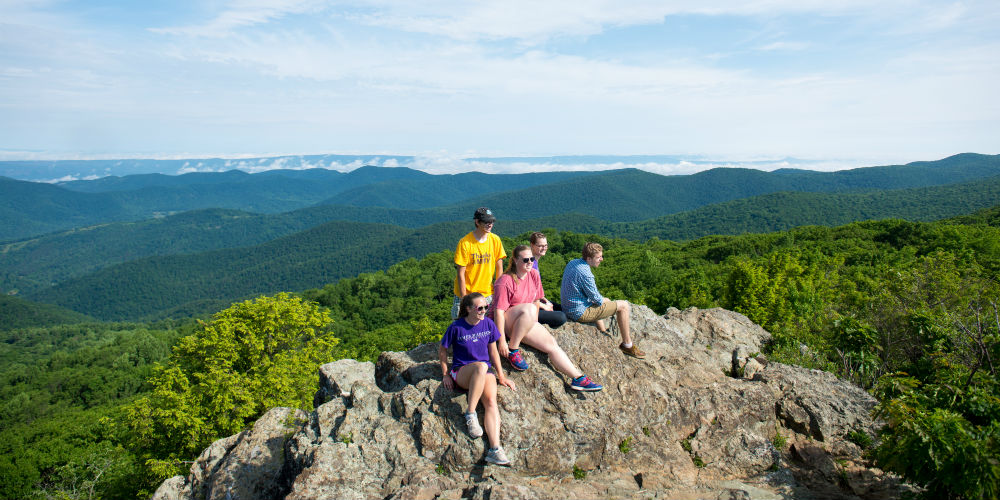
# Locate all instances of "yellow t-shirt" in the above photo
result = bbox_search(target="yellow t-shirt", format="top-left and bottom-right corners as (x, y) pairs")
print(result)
(453, 231), (507, 297)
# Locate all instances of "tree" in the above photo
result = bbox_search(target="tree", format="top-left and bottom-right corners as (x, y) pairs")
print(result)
(112, 293), (338, 491)
(870, 252), (1000, 499)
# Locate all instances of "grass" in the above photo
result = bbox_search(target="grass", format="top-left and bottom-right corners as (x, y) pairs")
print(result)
(772, 431), (787, 450)
(339, 432), (353, 444)
(619, 436), (633, 454)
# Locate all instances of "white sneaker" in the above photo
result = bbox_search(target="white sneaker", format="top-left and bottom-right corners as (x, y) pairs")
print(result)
(465, 412), (483, 438)
(485, 447), (510, 466)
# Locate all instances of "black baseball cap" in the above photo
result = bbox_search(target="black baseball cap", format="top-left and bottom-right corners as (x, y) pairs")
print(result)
(474, 207), (496, 223)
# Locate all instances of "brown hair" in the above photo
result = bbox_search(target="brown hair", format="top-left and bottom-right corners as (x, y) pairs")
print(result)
(459, 292), (485, 318)
(582, 242), (603, 260)
(529, 232), (546, 244)
(504, 244), (533, 276)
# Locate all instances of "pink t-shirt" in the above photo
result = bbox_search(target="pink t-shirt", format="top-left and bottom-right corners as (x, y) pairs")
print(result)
(489, 269), (544, 318)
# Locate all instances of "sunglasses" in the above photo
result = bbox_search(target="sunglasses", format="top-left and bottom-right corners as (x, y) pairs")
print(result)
(476, 305), (489, 312)
(520, 256), (536, 263)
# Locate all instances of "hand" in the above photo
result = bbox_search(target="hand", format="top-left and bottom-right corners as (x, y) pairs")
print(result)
(442, 374), (454, 391)
(498, 377), (517, 391)
(538, 299), (553, 311)
(498, 341), (510, 358)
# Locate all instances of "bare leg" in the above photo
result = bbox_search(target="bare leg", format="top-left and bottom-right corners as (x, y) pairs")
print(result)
(455, 362), (489, 413)
(504, 303), (539, 350)
(519, 323), (583, 379)
(615, 300), (633, 345)
(480, 374), (501, 449)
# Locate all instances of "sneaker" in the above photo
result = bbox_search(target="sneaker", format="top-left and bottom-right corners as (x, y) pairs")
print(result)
(570, 375), (603, 392)
(619, 343), (646, 359)
(507, 349), (529, 371)
(485, 447), (511, 466)
(465, 412), (483, 438)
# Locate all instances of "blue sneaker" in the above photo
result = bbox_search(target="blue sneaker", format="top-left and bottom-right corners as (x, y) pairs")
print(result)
(507, 349), (529, 371)
(570, 375), (603, 391)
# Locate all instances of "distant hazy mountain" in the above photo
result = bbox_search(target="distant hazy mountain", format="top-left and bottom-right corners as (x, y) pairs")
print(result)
(606, 175), (1000, 241)
(5, 153), (999, 242)
(0, 166), (591, 241)
(437, 153), (1000, 222)
(0, 176), (138, 241)
(0, 155), (417, 182)
(323, 170), (596, 209)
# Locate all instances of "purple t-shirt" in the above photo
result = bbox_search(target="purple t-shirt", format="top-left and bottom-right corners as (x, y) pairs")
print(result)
(441, 317), (501, 372)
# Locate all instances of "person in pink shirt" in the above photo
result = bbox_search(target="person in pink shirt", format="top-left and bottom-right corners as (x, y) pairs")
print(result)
(489, 245), (602, 391)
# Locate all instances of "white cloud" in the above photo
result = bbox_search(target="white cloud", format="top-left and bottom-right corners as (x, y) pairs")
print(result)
(151, 0), (330, 37)
(0, 0), (997, 161)
(338, 0), (888, 43)
(756, 41), (809, 51)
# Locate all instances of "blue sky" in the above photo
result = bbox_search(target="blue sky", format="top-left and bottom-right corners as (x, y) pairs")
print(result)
(1, 1), (998, 174)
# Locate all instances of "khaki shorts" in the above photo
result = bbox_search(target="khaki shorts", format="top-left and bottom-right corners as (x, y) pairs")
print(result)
(577, 299), (617, 323)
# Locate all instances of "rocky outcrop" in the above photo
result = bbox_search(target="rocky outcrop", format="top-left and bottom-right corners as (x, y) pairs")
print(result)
(154, 306), (910, 500)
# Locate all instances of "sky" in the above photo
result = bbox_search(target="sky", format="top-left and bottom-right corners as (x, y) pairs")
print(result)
(1, 1), (998, 176)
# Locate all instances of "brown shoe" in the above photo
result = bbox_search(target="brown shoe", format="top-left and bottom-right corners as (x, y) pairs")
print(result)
(619, 343), (645, 358)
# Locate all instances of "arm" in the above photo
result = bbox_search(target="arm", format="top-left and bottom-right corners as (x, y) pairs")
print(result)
(438, 344), (454, 390)
(455, 265), (467, 297)
(495, 259), (503, 282)
(492, 275), (511, 356)
(489, 342), (515, 391)
(495, 308), (510, 357)
(532, 270), (553, 311)
(581, 268), (604, 306)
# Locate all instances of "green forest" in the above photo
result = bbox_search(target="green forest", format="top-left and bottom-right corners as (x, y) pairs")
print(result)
(2, 208), (1000, 499)
(7, 170), (1000, 323)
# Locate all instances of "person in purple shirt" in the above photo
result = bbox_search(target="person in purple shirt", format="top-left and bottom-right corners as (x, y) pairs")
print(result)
(438, 292), (517, 466)
(561, 242), (645, 358)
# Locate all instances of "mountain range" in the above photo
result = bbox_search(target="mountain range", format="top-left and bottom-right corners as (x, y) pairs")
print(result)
(3, 152), (1000, 321)
(5, 153), (1000, 243)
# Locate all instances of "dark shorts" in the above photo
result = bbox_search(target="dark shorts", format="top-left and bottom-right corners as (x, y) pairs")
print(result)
(537, 309), (567, 329)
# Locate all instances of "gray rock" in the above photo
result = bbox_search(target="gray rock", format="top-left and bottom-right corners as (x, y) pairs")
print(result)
(314, 358), (376, 406)
(151, 476), (191, 500)
(154, 305), (903, 500)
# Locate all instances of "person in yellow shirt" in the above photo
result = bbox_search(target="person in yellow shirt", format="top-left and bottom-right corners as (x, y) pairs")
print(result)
(452, 207), (507, 318)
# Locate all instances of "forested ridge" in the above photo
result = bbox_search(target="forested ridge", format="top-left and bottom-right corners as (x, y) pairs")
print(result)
(7, 169), (1000, 322)
(5, 153), (999, 242)
(19, 217), (608, 321)
(2, 208), (999, 499)
(608, 174), (1000, 241)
